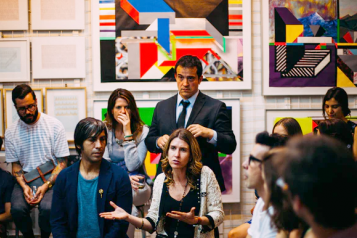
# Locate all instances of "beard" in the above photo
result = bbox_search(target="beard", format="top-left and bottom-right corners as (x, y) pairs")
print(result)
(19, 109), (38, 124)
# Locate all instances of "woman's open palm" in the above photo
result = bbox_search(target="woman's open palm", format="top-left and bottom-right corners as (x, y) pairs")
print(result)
(99, 201), (129, 220)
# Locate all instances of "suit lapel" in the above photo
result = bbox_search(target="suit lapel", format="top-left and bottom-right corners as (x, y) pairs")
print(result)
(187, 91), (206, 127)
(97, 159), (112, 237)
(168, 94), (178, 129)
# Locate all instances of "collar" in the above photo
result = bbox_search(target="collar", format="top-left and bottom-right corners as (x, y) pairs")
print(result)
(176, 90), (199, 107)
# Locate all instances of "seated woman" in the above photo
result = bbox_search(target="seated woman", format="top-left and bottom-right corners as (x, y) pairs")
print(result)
(100, 128), (224, 238)
(272, 118), (303, 137)
(317, 119), (353, 150)
(103, 88), (151, 238)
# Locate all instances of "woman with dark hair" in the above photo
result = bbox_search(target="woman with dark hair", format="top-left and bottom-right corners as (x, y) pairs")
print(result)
(100, 129), (224, 238)
(317, 119), (353, 150)
(103, 88), (151, 238)
(272, 118), (303, 137)
(323, 87), (357, 157)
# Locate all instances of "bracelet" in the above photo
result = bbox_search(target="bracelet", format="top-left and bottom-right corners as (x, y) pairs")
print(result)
(136, 218), (144, 229)
(124, 134), (133, 138)
(195, 216), (202, 225)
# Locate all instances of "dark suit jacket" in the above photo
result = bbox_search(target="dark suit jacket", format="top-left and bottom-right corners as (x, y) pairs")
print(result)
(145, 91), (237, 191)
(50, 159), (132, 238)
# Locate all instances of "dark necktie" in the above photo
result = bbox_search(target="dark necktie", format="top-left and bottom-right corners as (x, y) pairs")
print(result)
(177, 100), (190, 128)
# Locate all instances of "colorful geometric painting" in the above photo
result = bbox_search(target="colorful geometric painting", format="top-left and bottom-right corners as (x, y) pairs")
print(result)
(268, 0), (357, 88)
(97, 0), (244, 83)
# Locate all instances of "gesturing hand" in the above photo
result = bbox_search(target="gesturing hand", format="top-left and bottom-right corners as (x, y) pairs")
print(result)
(187, 124), (214, 139)
(99, 201), (129, 220)
(157, 135), (169, 149)
(116, 109), (132, 136)
(166, 207), (197, 225)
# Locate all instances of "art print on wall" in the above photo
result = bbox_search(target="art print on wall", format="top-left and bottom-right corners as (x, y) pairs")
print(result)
(92, 0), (251, 91)
(0, 0), (28, 30)
(263, 0), (357, 95)
(93, 99), (240, 202)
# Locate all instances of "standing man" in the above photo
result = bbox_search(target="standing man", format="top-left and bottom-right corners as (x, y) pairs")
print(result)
(145, 55), (237, 192)
(51, 117), (132, 237)
(5, 84), (70, 238)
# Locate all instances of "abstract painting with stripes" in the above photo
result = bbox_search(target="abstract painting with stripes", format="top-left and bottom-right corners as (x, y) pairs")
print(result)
(98, 0), (245, 83)
(269, 0), (357, 88)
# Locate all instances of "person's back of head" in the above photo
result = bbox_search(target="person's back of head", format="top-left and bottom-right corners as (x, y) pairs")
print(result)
(318, 119), (353, 149)
(256, 131), (289, 148)
(282, 135), (357, 230)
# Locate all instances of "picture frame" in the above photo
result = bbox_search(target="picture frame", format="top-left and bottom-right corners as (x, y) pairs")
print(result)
(0, 0), (28, 30)
(45, 87), (87, 142)
(0, 89), (4, 137)
(0, 39), (30, 82)
(4, 88), (43, 130)
(91, 0), (252, 92)
(31, 0), (85, 30)
(93, 98), (241, 203)
(32, 37), (86, 79)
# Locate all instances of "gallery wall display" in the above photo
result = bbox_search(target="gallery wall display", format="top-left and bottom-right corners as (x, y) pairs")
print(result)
(32, 37), (86, 79)
(45, 87), (87, 142)
(93, 98), (241, 203)
(263, 0), (357, 95)
(0, 39), (30, 82)
(4, 88), (43, 130)
(0, 89), (4, 137)
(0, 0), (28, 30)
(91, 0), (251, 91)
(31, 0), (85, 30)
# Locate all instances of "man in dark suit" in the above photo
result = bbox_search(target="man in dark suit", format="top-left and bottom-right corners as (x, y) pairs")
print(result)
(50, 118), (132, 238)
(145, 55), (237, 192)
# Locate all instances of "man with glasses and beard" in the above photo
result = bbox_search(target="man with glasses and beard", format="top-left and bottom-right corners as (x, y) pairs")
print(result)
(5, 84), (69, 238)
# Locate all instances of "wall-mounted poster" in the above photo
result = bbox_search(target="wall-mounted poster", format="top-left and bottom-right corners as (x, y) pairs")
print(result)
(0, 0), (28, 30)
(263, 0), (357, 95)
(31, 0), (85, 30)
(4, 88), (43, 130)
(91, 0), (251, 91)
(93, 98), (240, 202)
(0, 39), (30, 82)
(45, 87), (87, 141)
(32, 37), (86, 79)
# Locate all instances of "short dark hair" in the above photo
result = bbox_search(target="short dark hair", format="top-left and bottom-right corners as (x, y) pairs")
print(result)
(255, 131), (288, 148)
(323, 87), (350, 118)
(174, 55), (203, 78)
(283, 135), (357, 229)
(272, 117), (303, 136)
(318, 119), (353, 148)
(12, 84), (36, 105)
(74, 117), (108, 155)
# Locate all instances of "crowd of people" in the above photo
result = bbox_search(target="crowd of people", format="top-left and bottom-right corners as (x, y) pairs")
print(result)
(0, 55), (356, 238)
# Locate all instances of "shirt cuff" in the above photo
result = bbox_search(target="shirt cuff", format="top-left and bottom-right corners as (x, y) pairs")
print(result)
(156, 138), (160, 149)
(207, 130), (217, 146)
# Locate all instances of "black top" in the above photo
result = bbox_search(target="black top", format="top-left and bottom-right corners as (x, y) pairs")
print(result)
(0, 169), (14, 214)
(162, 183), (199, 238)
(347, 120), (356, 150)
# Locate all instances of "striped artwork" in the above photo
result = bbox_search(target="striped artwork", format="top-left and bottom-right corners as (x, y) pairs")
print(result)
(275, 45), (287, 72)
(99, 0), (115, 40)
(229, 0), (242, 36)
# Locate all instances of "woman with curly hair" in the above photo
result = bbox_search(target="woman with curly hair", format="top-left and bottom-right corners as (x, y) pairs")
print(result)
(100, 128), (224, 238)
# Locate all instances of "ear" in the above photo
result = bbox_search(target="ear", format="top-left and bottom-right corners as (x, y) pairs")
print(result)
(291, 195), (303, 214)
(198, 75), (203, 84)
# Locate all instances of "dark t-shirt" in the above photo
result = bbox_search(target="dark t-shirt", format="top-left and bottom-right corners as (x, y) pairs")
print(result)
(0, 169), (14, 214)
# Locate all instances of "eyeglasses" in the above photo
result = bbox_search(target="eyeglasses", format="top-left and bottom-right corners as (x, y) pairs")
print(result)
(249, 155), (262, 165)
(17, 103), (37, 114)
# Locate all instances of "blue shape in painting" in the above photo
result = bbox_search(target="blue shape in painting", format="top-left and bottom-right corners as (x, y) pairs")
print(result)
(299, 12), (337, 42)
(158, 18), (170, 53)
(127, 0), (174, 12)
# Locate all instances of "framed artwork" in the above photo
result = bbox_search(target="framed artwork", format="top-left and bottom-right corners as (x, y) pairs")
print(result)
(0, 90), (3, 137)
(263, 0), (357, 95)
(91, 0), (251, 91)
(93, 98), (241, 203)
(4, 88), (43, 130)
(31, 0), (85, 30)
(0, 0), (28, 30)
(266, 109), (357, 134)
(0, 39), (30, 82)
(45, 87), (87, 142)
(32, 37), (86, 79)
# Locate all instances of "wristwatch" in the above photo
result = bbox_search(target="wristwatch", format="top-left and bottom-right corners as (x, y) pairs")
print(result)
(46, 180), (52, 188)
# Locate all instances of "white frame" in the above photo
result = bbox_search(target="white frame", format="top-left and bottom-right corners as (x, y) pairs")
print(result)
(0, 39), (30, 82)
(32, 37), (86, 79)
(31, 0), (85, 30)
(4, 88), (43, 130)
(0, 0), (28, 30)
(0, 89), (4, 137)
(45, 87), (87, 142)
(91, 0), (251, 91)
(262, 0), (357, 95)
(93, 98), (241, 203)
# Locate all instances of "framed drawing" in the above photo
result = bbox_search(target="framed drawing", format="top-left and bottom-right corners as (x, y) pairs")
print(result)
(45, 87), (87, 142)
(31, 0), (85, 30)
(0, 89), (3, 137)
(0, 0), (28, 30)
(32, 37), (86, 79)
(266, 109), (357, 134)
(93, 98), (241, 203)
(0, 39), (30, 82)
(4, 88), (43, 130)
(91, 0), (251, 91)
(263, 0), (357, 95)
